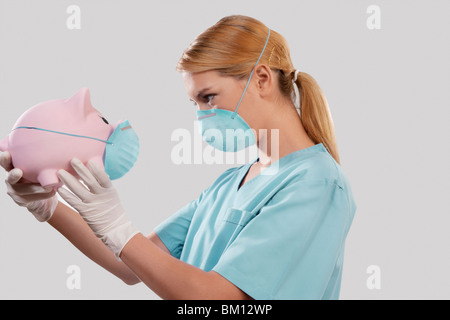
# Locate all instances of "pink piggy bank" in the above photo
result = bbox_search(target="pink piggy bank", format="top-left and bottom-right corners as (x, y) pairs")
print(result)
(0, 87), (139, 188)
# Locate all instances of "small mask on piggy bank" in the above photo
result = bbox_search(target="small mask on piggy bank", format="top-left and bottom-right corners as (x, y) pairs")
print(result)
(0, 87), (139, 188)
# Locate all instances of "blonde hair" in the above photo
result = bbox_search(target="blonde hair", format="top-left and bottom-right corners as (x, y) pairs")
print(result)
(177, 15), (340, 164)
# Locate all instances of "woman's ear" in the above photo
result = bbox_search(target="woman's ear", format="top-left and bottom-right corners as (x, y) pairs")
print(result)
(253, 64), (273, 97)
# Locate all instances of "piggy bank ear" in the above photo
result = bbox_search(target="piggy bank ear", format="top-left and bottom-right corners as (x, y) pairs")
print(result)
(65, 87), (95, 117)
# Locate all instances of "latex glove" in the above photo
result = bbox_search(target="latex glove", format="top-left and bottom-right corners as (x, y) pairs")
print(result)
(56, 158), (140, 257)
(0, 151), (58, 222)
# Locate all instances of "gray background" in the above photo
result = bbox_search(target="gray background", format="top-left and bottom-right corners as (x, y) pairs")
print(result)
(0, 0), (449, 299)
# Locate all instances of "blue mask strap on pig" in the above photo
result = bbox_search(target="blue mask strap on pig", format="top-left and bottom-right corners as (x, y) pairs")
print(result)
(12, 120), (139, 180)
(12, 126), (113, 144)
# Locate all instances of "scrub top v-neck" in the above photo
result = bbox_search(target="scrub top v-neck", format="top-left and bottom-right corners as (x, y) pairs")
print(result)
(154, 143), (356, 300)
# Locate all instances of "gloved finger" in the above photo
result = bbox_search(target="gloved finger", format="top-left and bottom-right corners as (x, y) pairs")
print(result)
(57, 186), (84, 211)
(5, 168), (34, 185)
(6, 169), (53, 195)
(7, 188), (55, 209)
(87, 160), (112, 189)
(18, 189), (57, 202)
(6, 177), (56, 201)
(6, 168), (23, 185)
(57, 169), (92, 202)
(69, 158), (103, 194)
(8, 182), (54, 196)
(0, 152), (13, 172)
(0, 151), (14, 172)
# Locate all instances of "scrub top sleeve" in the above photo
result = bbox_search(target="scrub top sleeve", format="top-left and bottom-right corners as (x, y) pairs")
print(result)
(154, 187), (209, 259)
(212, 179), (353, 300)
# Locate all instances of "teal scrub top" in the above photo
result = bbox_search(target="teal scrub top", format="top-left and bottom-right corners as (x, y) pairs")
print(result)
(154, 143), (356, 300)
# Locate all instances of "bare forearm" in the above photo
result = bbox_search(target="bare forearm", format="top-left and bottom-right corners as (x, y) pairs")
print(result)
(120, 233), (251, 300)
(46, 202), (250, 298)
(48, 201), (140, 285)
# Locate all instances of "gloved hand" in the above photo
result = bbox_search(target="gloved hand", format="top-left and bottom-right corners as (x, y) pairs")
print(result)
(56, 158), (140, 257)
(0, 151), (58, 222)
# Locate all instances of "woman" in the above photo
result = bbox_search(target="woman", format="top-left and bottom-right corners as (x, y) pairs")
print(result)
(0, 15), (356, 299)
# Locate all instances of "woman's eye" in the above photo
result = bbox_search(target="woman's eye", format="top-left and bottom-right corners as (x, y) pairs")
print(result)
(204, 94), (215, 104)
(190, 94), (216, 107)
(100, 116), (109, 124)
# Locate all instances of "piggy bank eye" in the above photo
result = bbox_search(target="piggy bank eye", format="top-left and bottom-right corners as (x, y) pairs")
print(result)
(99, 116), (109, 124)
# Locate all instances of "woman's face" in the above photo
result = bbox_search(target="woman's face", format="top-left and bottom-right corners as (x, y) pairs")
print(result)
(182, 70), (264, 131)
(183, 70), (247, 109)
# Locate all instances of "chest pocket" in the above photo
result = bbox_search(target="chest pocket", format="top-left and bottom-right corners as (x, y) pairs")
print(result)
(224, 208), (255, 226)
(218, 207), (256, 250)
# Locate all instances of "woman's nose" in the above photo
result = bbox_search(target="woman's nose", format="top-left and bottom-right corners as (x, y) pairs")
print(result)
(197, 104), (212, 111)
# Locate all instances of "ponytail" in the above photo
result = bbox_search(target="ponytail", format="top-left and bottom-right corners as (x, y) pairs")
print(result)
(294, 72), (340, 164)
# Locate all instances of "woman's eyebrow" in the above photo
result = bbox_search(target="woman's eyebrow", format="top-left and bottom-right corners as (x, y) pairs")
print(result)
(195, 87), (212, 100)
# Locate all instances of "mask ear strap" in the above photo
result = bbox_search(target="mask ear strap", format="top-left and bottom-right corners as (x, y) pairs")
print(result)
(291, 69), (302, 116)
(232, 28), (271, 119)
